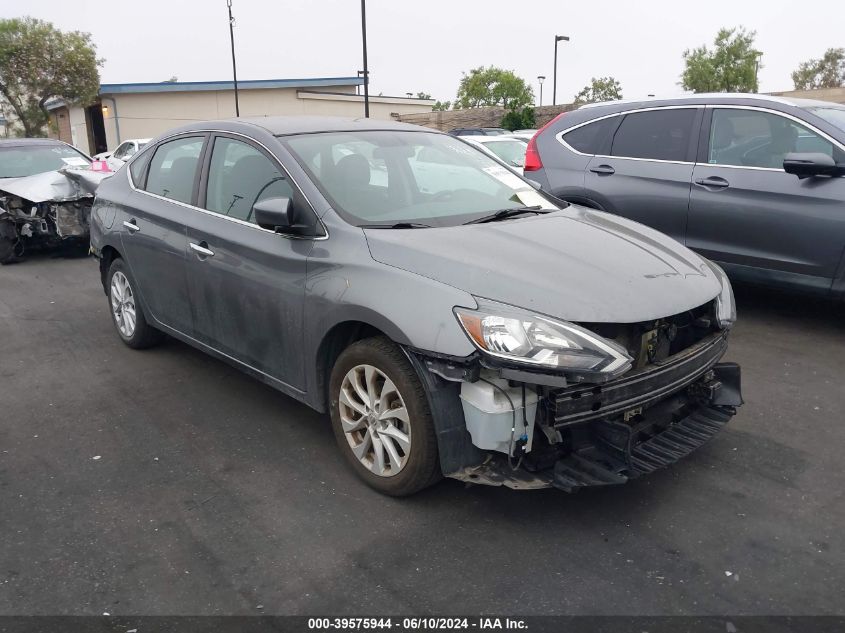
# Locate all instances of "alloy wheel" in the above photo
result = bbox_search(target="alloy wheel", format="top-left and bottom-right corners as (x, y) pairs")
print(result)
(110, 271), (137, 338)
(338, 364), (412, 477)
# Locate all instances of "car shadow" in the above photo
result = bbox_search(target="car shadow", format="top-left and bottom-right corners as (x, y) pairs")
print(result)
(732, 282), (844, 335)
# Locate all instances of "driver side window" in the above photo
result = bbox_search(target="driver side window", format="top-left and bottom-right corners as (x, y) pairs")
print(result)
(708, 108), (845, 169)
(205, 137), (293, 223)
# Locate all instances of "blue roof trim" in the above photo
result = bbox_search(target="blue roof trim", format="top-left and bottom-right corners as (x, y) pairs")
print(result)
(100, 77), (364, 94)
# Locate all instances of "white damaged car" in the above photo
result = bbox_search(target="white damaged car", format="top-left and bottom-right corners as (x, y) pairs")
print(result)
(0, 138), (110, 264)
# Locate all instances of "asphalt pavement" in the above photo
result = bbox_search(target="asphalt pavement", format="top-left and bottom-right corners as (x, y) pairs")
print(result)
(0, 253), (843, 615)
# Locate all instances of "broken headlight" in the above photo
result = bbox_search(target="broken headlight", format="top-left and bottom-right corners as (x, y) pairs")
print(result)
(708, 261), (736, 329)
(455, 298), (633, 379)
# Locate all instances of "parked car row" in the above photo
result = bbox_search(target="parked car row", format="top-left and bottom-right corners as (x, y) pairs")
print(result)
(524, 94), (845, 297)
(89, 115), (743, 496)
(11, 95), (845, 497)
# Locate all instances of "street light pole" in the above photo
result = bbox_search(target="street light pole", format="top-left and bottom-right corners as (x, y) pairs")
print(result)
(537, 75), (545, 106)
(552, 34), (569, 106)
(360, 0), (370, 118)
(227, 0), (240, 117)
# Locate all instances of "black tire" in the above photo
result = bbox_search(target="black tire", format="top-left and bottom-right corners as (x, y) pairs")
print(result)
(0, 237), (17, 265)
(106, 257), (164, 349)
(329, 336), (441, 496)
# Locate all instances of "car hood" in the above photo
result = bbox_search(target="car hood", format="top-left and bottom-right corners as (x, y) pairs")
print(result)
(0, 168), (110, 203)
(364, 206), (722, 323)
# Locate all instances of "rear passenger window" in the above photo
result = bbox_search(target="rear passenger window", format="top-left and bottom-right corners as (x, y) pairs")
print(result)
(144, 137), (204, 204)
(611, 109), (697, 162)
(562, 117), (618, 154)
(205, 137), (293, 223)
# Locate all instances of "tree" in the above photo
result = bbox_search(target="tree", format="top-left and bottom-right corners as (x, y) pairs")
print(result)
(415, 91), (432, 100)
(0, 16), (102, 137)
(501, 107), (535, 131)
(681, 27), (760, 93)
(455, 66), (534, 110)
(792, 48), (845, 90)
(573, 77), (623, 105)
(432, 100), (451, 111)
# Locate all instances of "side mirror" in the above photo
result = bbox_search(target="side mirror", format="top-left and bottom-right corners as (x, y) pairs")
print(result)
(254, 197), (293, 232)
(783, 152), (845, 179)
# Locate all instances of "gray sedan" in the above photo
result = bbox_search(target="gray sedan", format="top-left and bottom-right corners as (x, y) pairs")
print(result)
(90, 116), (742, 496)
(526, 94), (845, 297)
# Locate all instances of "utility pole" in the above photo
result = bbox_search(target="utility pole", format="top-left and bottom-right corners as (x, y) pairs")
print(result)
(227, 0), (240, 117)
(361, 0), (370, 117)
(552, 35), (569, 106)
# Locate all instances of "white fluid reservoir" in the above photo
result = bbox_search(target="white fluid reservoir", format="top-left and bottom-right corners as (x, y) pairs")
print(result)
(460, 376), (538, 455)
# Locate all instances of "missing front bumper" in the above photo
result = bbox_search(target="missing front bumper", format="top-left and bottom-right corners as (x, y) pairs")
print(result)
(448, 362), (742, 492)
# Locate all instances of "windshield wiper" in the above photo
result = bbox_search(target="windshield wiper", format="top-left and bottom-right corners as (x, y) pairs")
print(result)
(463, 205), (551, 225)
(360, 222), (432, 229)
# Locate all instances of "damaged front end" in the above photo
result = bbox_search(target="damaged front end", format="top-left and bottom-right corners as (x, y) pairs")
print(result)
(0, 168), (109, 264)
(409, 297), (743, 492)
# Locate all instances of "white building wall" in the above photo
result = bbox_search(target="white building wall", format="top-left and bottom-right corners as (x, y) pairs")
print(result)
(91, 85), (432, 151)
(68, 107), (90, 154)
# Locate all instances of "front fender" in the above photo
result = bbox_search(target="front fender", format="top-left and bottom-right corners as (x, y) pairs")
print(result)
(302, 228), (478, 410)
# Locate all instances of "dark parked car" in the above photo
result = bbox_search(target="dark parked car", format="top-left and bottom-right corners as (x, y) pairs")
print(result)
(90, 116), (742, 496)
(448, 127), (510, 137)
(525, 94), (845, 297)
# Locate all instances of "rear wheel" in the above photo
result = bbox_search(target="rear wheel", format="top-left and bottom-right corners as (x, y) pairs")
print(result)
(107, 258), (163, 349)
(329, 336), (441, 496)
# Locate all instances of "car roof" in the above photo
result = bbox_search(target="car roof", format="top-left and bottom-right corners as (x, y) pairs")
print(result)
(228, 115), (428, 136)
(449, 127), (508, 132)
(466, 135), (526, 144)
(578, 93), (836, 111)
(0, 138), (72, 148)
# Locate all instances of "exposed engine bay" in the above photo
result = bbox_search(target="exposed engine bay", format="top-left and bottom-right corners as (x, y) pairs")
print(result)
(0, 168), (108, 264)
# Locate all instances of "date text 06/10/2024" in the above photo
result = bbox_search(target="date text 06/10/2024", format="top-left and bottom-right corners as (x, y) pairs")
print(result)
(307, 617), (528, 630)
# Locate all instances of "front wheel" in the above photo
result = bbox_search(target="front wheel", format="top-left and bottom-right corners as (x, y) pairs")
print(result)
(329, 337), (441, 496)
(106, 258), (164, 349)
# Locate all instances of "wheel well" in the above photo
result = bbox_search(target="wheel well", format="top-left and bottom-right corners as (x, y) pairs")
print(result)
(315, 321), (386, 410)
(577, 198), (605, 211)
(99, 246), (121, 294)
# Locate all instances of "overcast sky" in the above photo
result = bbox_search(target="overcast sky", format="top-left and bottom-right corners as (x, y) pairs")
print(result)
(7, 1), (844, 104)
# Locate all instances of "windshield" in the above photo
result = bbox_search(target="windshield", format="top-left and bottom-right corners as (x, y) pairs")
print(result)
(0, 143), (91, 178)
(806, 106), (845, 136)
(283, 131), (559, 227)
(480, 139), (528, 167)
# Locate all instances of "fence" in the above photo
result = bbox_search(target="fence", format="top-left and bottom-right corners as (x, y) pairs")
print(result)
(397, 103), (578, 131)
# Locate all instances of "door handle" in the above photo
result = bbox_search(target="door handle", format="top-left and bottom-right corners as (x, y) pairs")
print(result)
(589, 164), (615, 175)
(190, 242), (215, 258)
(694, 176), (730, 190)
(123, 220), (140, 233)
